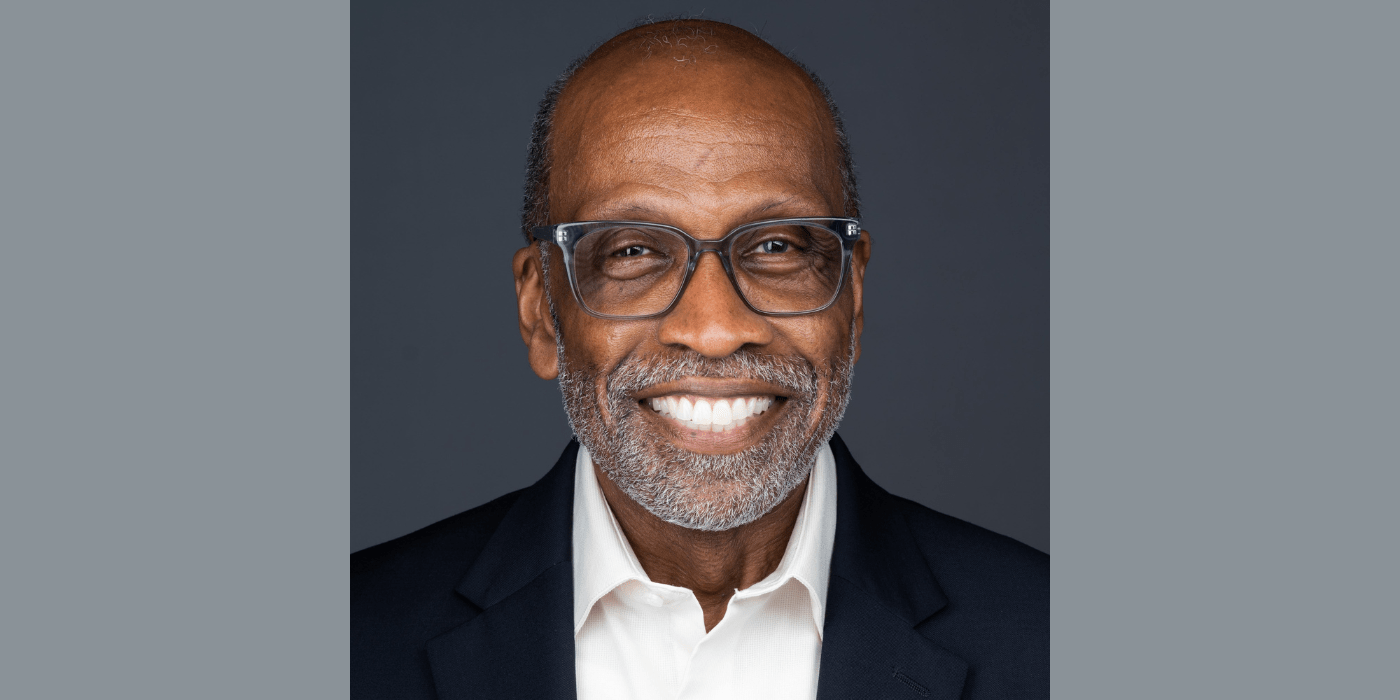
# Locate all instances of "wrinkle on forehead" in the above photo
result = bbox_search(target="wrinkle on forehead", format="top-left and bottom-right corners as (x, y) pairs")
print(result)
(560, 59), (828, 140)
(583, 125), (809, 182)
(558, 127), (829, 226)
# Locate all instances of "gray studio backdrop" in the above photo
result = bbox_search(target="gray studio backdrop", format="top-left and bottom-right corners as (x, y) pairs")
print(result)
(353, 0), (1048, 553)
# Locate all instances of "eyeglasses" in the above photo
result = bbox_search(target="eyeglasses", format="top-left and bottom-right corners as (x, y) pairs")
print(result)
(530, 217), (862, 320)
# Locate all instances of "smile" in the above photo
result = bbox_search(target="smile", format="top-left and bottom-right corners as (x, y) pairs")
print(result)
(645, 395), (776, 433)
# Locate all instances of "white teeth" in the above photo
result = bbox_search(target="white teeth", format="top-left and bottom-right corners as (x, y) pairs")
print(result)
(692, 399), (712, 426)
(646, 394), (777, 432)
(711, 399), (732, 426)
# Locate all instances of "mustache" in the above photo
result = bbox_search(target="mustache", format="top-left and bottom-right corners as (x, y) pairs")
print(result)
(604, 348), (822, 398)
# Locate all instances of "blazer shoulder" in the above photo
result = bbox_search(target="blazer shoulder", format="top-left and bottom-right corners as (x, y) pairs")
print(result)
(894, 495), (1048, 597)
(892, 495), (1048, 697)
(352, 488), (522, 601)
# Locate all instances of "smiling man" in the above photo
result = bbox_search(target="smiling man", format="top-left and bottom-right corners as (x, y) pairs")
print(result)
(353, 19), (1048, 700)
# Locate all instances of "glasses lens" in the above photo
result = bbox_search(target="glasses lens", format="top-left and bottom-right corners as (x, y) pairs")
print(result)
(572, 225), (689, 316)
(731, 223), (846, 313)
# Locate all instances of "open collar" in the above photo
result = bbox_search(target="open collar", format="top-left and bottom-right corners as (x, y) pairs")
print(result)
(570, 442), (839, 638)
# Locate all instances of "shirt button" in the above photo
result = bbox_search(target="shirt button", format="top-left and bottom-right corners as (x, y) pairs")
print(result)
(645, 594), (665, 607)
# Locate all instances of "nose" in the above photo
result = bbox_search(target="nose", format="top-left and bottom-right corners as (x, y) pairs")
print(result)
(656, 251), (774, 357)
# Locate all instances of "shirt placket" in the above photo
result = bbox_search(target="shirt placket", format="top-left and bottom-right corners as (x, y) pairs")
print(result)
(676, 589), (774, 700)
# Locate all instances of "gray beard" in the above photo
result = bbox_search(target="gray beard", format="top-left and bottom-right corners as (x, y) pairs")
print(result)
(555, 325), (856, 532)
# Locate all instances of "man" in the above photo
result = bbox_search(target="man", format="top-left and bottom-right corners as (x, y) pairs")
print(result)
(353, 19), (1047, 700)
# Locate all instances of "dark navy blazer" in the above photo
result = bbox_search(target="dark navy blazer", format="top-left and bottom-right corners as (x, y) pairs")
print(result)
(352, 434), (1048, 699)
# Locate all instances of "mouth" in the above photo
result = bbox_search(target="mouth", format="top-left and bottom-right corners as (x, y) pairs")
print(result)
(644, 394), (776, 433)
(630, 379), (792, 453)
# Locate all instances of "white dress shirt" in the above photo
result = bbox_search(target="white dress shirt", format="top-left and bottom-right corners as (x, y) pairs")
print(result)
(572, 444), (838, 700)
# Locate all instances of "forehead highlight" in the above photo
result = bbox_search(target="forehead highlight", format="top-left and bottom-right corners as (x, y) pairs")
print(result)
(549, 28), (843, 220)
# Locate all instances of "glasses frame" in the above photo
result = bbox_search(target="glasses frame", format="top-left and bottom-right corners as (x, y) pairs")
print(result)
(530, 217), (862, 320)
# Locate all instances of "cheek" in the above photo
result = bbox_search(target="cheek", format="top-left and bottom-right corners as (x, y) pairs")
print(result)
(558, 314), (657, 386)
(777, 310), (855, 368)
(549, 260), (619, 371)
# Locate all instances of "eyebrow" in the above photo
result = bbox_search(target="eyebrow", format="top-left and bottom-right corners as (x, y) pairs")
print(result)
(586, 196), (830, 223)
(593, 202), (666, 220)
(754, 196), (797, 215)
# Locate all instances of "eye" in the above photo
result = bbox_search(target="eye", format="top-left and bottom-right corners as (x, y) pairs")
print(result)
(757, 240), (790, 254)
(614, 245), (652, 257)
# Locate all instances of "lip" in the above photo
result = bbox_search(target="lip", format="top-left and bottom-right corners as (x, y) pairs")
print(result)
(631, 378), (791, 454)
(632, 378), (791, 401)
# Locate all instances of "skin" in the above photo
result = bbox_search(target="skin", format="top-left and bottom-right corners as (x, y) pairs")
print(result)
(512, 23), (872, 632)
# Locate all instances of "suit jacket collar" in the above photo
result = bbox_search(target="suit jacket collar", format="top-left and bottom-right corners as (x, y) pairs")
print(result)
(455, 441), (577, 609)
(426, 441), (579, 700)
(826, 433), (948, 625)
(817, 434), (968, 700)
(425, 436), (967, 700)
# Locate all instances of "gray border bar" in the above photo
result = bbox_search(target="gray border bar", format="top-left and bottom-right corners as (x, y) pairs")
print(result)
(1053, 2), (1399, 697)
(1, 2), (348, 697)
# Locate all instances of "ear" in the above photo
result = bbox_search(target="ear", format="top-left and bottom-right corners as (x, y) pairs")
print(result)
(849, 229), (872, 363)
(513, 243), (560, 380)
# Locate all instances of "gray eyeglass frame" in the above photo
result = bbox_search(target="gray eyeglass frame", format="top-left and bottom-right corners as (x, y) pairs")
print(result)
(529, 217), (862, 320)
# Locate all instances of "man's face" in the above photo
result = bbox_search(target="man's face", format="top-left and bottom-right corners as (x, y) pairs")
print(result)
(514, 44), (871, 530)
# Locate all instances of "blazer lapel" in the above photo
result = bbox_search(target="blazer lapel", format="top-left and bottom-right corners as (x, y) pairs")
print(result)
(817, 435), (969, 700)
(426, 441), (580, 700)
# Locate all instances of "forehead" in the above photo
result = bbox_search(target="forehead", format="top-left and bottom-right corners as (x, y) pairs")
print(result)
(549, 49), (843, 225)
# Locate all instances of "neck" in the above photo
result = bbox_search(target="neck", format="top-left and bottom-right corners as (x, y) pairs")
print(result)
(594, 462), (808, 632)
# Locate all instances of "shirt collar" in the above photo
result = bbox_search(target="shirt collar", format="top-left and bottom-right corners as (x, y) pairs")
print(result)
(571, 443), (838, 637)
